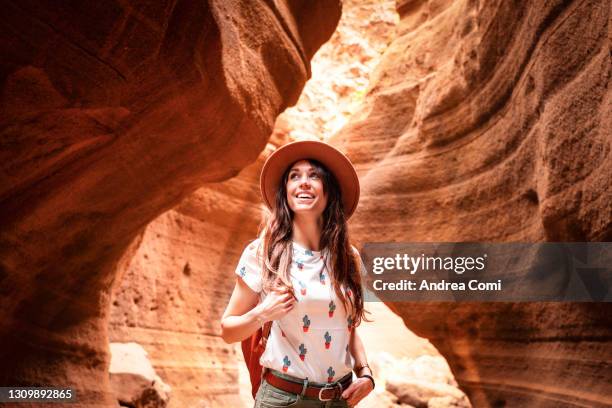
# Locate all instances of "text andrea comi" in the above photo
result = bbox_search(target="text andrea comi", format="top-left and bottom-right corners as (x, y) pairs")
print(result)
(372, 279), (502, 291)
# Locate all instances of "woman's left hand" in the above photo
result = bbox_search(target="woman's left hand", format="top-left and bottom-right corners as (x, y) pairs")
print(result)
(341, 377), (374, 407)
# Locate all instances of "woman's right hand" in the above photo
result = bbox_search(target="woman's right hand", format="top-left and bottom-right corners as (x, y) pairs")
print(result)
(221, 279), (296, 343)
(256, 289), (297, 322)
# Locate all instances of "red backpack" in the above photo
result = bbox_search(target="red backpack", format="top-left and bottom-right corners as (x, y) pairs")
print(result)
(241, 321), (273, 398)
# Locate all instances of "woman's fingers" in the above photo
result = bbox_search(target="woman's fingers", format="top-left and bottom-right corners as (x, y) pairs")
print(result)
(267, 290), (296, 317)
(270, 293), (289, 307)
(275, 292), (293, 302)
(345, 382), (369, 406)
(283, 293), (296, 303)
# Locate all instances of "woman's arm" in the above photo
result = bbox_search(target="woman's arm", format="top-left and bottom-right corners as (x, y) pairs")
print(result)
(220, 278), (296, 344)
(341, 327), (374, 406)
(220, 278), (262, 344)
(348, 327), (372, 376)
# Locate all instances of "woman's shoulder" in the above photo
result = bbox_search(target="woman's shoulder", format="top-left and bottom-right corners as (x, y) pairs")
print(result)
(241, 237), (263, 259)
(349, 244), (367, 274)
(246, 237), (262, 250)
(236, 238), (264, 292)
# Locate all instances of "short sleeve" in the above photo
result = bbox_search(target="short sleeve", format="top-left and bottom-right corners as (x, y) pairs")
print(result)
(351, 245), (368, 278)
(235, 239), (263, 293)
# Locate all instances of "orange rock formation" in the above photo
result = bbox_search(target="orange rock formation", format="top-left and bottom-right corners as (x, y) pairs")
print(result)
(334, 0), (611, 407)
(0, 1), (340, 406)
(1, 0), (610, 407)
(110, 158), (266, 407)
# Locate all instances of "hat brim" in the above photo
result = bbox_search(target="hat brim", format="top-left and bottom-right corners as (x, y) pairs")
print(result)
(260, 140), (360, 218)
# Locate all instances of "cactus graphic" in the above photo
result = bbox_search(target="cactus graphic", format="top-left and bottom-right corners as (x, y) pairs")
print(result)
(298, 343), (307, 361)
(324, 331), (332, 349)
(347, 316), (353, 332)
(327, 366), (335, 383)
(296, 259), (304, 270)
(305, 249), (313, 256)
(239, 266), (246, 277)
(282, 355), (291, 372)
(328, 300), (336, 317)
(298, 280), (307, 296)
(319, 270), (326, 285)
(302, 315), (311, 332)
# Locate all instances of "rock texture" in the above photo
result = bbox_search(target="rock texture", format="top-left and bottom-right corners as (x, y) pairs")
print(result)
(274, 0), (398, 141)
(3, 0), (610, 407)
(109, 156), (266, 407)
(0, 1), (340, 406)
(360, 353), (470, 408)
(109, 342), (171, 408)
(334, 0), (612, 407)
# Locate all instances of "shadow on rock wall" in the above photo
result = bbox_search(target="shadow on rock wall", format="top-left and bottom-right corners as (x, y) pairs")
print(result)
(0, 1), (341, 406)
(333, 0), (611, 407)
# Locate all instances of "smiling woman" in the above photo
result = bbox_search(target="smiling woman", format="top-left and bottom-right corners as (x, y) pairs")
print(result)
(221, 140), (374, 407)
(287, 160), (328, 216)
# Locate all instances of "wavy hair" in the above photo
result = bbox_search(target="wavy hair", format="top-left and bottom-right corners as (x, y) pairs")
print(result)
(258, 159), (367, 327)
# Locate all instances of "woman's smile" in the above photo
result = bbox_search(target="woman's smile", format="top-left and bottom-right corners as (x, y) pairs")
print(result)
(295, 191), (316, 204)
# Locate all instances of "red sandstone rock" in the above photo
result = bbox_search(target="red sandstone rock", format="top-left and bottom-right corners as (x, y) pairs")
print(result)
(2, 0), (610, 407)
(109, 155), (267, 407)
(0, 1), (340, 406)
(109, 342), (171, 408)
(334, 0), (611, 407)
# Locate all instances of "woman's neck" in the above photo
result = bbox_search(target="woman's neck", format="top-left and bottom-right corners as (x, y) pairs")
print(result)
(292, 215), (323, 251)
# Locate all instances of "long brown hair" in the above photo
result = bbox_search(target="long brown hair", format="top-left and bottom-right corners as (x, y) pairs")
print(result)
(258, 159), (368, 327)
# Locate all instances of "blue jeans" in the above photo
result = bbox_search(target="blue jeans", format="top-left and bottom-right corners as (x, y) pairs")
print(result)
(254, 370), (350, 408)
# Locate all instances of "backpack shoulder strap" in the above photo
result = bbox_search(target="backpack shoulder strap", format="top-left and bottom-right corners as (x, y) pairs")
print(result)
(261, 321), (273, 345)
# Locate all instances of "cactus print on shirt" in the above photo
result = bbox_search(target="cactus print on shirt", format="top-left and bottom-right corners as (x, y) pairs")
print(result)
(234, 238), (358, 383)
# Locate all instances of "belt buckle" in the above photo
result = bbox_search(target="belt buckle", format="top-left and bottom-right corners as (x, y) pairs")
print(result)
(318, 382), (343, 402)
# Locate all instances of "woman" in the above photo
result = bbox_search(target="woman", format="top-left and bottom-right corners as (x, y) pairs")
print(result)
(221, 140), (374, 407)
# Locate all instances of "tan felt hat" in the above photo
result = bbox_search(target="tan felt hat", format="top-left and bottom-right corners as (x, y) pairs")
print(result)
(260, 140), (360, 218)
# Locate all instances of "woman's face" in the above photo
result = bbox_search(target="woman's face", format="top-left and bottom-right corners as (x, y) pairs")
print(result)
(286, 160), (328, 218)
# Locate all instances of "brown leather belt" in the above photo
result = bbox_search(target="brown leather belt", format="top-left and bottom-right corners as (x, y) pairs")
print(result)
(264, 370), (352, 401)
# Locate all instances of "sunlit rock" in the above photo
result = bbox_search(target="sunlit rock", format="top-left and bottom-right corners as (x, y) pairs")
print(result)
(336, 1), (611, 406)
(109, 342), (171, 408)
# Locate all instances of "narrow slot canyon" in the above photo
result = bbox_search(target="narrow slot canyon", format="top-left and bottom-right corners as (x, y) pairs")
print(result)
(0, 1), (610, 407)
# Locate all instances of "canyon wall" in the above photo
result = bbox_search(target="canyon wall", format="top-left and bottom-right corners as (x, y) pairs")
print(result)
(109, 157), (265, 407)
(334, 0), (611, 406)
(2, 0), (610, 407)
(0, 1), (340, 406)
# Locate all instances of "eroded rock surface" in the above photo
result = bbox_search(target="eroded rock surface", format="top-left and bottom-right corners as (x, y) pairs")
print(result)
(0, 1), (340, 405)
(109, 342), (171, 408)
(335, 0), (611, 407)
(360, 353), (470, 408)
(3, 0), (610, 407)
(109, 155), (266, 407)
(274, 0), (398, 141)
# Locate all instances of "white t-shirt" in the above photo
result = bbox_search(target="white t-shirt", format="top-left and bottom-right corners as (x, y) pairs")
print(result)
(235, 238), (356, 383)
